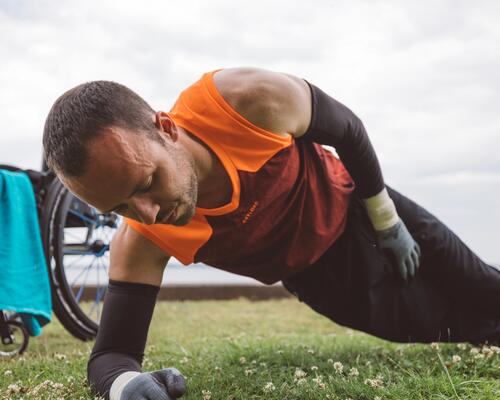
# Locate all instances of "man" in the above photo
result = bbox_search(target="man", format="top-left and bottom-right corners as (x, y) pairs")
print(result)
(43, 67), (500, 399)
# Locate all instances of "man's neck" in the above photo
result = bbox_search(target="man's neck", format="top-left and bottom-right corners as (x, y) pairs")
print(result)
(178, 127), (232, 209)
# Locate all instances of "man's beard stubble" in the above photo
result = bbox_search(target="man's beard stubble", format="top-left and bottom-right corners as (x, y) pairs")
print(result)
(171, 145), (198, 226)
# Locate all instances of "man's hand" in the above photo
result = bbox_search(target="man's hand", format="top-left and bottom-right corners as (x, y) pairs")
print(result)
(118, 368), (186, 399)
(375, 219), (421, 282)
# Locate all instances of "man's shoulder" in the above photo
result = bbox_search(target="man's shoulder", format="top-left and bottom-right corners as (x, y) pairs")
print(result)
(212, 67), (311, 137)
(212, 67), (279, 117)
(212, 66), (302, 107)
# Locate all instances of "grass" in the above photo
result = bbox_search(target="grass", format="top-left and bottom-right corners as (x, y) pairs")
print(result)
(1, 299), (499, 399)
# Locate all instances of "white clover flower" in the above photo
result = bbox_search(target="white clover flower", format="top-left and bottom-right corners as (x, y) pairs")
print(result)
(295, 378), (307, 386)
(259, 362), (267, 367)
(333, 362), (343, 374)
(214, 366), (222, 372)
(202, 389), (212, 400)
(311, 365), (319, 371)
(457, 343), (467, 350)
(364, 376), (384, 388)
(490, 346), (500, 354)
(294, 368), (307, 378)
(180, 357), (189, 364)
(307, 349), (315, 354)
(374, 396), (382, 400)
(312, 376), (326, 389)
(470, 347), (480, 355)
(54, 353), (67, 360)
(239, 356), (246, 364)
(452, 355), (461, 364)
(4, 370), (13, 376)
(7, 383), (21, 394)
(327, 358), (334, 364)
(430, 342), (440, 350)
(263, 382), (275, 393)
(244, 368), (255, 376)
(348, 367), (359, 378)
(481, 346), (494, 358)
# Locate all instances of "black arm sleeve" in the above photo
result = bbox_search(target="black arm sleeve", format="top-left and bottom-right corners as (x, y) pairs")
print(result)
(299, 79), (385, 199)
(87, 279), (160, 399)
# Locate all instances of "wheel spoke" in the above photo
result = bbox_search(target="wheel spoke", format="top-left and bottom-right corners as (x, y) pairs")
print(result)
(97, 258), (109, 316)
(70, 256), (97, 288)
(88, 258), (108, 322)
(63, 255), (85, 270)
(74, 260), (95, 303)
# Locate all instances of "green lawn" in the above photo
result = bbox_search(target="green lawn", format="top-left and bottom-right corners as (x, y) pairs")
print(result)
(1, 299), (499, 399)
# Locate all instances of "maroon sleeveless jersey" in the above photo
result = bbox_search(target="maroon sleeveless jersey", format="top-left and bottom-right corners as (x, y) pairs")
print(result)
(126, 68), (356, 284)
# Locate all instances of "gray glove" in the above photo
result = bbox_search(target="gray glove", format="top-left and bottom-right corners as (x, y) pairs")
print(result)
(120, 368), (186, 400)
(375, 218), (421, 282)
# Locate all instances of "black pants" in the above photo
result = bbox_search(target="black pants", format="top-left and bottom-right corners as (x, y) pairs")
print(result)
(282, 185), (500, 343)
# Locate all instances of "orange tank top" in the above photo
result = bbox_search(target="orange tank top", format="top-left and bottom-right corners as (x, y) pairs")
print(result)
(125, 68), (356, 284)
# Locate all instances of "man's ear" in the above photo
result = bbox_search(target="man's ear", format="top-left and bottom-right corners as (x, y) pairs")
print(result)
(155, 111), (178, 142)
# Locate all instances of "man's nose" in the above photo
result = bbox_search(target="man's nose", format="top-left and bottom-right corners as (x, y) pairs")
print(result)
(130, 196), (160, 225)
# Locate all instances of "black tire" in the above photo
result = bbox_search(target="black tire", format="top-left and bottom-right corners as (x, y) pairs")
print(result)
(40, 178), (119, 340)
(0, 320), (29, 357)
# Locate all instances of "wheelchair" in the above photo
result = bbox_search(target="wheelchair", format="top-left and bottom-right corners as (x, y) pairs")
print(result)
(0, 161), (119, 355)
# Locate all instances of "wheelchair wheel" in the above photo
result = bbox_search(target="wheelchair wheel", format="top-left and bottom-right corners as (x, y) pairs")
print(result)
(0, 320), (29, 358)
(41, 178), (121, 340)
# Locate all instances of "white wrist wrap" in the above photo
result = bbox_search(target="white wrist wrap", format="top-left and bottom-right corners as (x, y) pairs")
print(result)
(109, 371), (141, 400)
(362, 187), (399, 231)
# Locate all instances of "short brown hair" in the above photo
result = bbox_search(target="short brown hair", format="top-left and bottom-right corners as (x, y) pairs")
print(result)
(43, 80), (162, 177)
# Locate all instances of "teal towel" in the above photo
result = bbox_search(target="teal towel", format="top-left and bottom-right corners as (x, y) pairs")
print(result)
(0, 169), (52, 336)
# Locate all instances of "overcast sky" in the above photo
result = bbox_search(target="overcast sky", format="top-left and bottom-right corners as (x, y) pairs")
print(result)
(1, 0), (499, 264)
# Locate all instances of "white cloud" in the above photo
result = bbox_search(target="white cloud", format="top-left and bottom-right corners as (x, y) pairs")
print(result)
(417, 171), (500, 186)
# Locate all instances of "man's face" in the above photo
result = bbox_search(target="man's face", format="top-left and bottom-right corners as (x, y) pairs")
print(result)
(60, 126), (198, 226)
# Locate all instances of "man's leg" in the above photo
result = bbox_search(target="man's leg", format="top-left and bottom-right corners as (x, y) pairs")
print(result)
(282, 185), (500, 343)
(385, 184), (500, 343)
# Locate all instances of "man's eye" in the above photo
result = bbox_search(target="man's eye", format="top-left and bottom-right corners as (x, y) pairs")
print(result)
(140, 176), (153, 193)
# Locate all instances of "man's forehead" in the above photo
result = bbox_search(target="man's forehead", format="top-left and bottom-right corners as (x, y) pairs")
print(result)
(61, 166), (131, 207)
(62, 128), (153, 206)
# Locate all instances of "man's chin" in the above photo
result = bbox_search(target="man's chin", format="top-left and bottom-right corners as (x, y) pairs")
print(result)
(171, 207), (195, 226)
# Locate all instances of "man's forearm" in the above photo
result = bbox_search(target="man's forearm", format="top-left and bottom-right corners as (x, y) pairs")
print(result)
(299, 80), (398, 228)
(87, 279), (159, 399)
